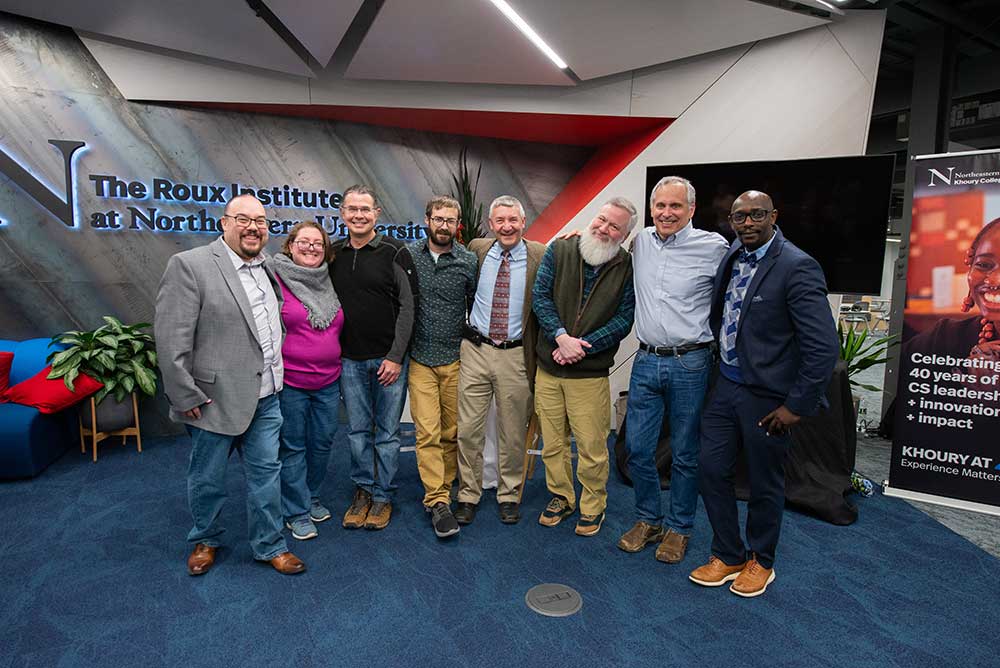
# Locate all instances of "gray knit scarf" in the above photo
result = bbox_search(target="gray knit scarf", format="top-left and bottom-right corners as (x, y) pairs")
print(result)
(270, 253), (341, 330)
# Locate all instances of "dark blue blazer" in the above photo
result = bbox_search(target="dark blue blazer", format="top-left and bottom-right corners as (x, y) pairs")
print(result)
(709, 227), (839, 416)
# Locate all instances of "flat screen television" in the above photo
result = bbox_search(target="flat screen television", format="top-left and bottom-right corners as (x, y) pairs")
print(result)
(645, 155), (895, 295)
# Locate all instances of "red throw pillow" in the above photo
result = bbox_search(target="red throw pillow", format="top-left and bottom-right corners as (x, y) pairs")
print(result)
(0, 352), (12, 394)
(1, 365), (104, 414)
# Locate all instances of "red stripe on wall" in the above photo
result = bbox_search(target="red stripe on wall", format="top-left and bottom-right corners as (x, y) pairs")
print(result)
(525, 121), (670, 241)
(177, 102), (669, 147)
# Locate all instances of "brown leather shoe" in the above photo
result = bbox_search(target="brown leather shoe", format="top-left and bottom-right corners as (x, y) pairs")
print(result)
(689, 555), (747, 586)
(342, 488), (373, 529)
(364, 501), (392, 530)
(730, 558), (775, 597)
(655, 528), (690, 564)
(187, 543), (216, 576)
(269, 552), (306, 575)
(617, 521), (665, 553)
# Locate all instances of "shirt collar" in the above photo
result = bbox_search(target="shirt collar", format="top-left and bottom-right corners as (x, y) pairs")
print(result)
(739, 231), (777, 262)
(489, 239), (527, 260)
(221, 235), (266, 269)
(650, 220), (693, 246)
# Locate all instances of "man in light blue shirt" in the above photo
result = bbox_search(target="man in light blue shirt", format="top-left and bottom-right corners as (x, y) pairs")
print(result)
(617, 176), (728, 564)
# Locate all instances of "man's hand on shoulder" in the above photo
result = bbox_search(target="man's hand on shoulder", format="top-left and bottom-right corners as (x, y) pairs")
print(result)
(377, 359), (402, 386)
(758, 405), (800, 436)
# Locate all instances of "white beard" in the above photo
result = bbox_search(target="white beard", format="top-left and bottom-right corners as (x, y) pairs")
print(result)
(578, 230), (621, 266)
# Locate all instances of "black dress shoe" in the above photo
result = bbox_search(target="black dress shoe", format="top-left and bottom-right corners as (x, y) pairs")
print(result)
(499, 502), (520, 524)
(454, 502), (478, 525)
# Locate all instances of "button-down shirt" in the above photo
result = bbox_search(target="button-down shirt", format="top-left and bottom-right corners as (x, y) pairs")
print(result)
(222, 238), (283, 398)
(533, 243), (636, 355)
(719, 232), (777, 384)
(470, 240), (527, 340)
(633, 222), (728, 347)
(408, 239), (478, 366)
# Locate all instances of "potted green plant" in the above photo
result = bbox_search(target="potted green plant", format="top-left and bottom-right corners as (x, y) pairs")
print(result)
(838, 323), (899, 418)
(450, 147), (486, 246)
(47, 316), (157, 431)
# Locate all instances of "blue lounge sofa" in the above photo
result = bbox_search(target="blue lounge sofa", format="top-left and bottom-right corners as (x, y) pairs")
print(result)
(0, 338), (75, 479)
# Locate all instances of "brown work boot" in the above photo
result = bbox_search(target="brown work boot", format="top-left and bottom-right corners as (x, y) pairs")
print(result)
(186, 543), (216, 576)
(689, 555), (747, 587)
(730, 557), (775, 598)
(655, 528), (690, 564)
(364, 501), (392, 530)
(342, 488), (372, 529)
(617, 521), (665, 553)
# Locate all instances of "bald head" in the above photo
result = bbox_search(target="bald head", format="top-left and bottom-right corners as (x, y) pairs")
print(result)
(729, 190), (777, 251)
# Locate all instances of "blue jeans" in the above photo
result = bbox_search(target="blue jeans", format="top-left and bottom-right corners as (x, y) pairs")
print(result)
(624, 347), (712, 533)
(278, 380), (341, 522)
(185, 393), (287, 561)
(340, 357), (409, 502)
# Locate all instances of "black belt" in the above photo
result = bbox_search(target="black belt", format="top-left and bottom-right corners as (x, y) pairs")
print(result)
(462, 324), (523, 349)
(639, 341), (712, 357)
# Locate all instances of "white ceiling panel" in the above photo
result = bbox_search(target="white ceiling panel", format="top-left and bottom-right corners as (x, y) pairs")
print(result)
(345, 0), (574, 86)
(510, 0), (829, 81)
(0, 0), (315, 77)
(266, 0), (364, 67)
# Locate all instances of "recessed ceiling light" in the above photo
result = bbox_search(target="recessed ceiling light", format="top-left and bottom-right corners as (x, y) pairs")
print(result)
(816, 0), (836, 8)
(488, 0), (568, 70)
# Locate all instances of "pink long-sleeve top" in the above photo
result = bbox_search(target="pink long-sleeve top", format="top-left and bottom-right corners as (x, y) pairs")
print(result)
(278, 277), (344, 390)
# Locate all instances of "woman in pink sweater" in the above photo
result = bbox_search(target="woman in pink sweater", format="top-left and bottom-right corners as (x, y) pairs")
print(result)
(273, 222), (345, 540)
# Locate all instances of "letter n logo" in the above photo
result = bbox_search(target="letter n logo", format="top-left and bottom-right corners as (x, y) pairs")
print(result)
(927, 166), (954, 187)
(0, 139), (86, 227)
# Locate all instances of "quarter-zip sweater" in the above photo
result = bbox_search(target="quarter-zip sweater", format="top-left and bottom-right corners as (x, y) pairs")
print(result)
(533, 238), (634, 378)
(329, 233), (418, 363)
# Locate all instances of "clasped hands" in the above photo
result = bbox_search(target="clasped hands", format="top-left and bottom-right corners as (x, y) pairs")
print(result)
(553, 333), (591, 365)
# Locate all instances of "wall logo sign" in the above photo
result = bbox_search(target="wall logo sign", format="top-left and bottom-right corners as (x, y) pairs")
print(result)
(0, 139), (424, 239)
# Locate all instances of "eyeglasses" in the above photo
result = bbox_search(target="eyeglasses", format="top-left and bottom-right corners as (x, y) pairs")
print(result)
(293, 239), (324, 251)
(429, 216), (459, 226)
(728, 208), (773, 224)
(343, 205), (376, 215)
(224, 214), (269, 228)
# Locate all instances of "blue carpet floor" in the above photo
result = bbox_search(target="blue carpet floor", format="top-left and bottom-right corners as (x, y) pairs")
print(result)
(2, 430), (999, 668)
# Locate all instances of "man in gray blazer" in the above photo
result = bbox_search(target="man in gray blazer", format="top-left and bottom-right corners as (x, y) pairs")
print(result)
(155, 194), (305, 576)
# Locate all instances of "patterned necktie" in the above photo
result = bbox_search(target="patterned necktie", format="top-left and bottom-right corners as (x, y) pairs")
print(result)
(720, 250), (758, 366)
(489, 250), (512, 342)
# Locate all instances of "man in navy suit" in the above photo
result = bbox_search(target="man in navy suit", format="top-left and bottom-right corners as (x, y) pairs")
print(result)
(689, 190), (838, 597)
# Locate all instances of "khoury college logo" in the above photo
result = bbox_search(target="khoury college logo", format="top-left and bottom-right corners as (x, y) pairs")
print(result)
(927, 166), (954, 187)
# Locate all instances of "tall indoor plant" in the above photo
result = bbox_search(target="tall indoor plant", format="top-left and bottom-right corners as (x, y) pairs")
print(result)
(450, 147), (485, 246)
(47, 316), (157, 430)
(838, 323), (898, 393)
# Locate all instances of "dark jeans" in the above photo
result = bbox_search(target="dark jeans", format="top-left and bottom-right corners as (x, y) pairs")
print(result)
(185, 393), (287, 561)
(278, 380), (341, 522)
(624, 347), (712, 533)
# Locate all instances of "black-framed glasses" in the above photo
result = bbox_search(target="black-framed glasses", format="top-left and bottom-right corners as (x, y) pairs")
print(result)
(293, 239), (324, 251)
(729, 208), (773, 224)
(224, 214), (268, 228)
(343, 205), (376, 215)
(429, 216), (459, 226)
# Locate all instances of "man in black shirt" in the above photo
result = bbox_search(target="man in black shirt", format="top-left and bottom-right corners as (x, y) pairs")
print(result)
(330, 184), (418, 531)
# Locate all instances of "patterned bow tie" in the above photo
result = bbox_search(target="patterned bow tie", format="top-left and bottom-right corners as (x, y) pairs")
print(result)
(739, 249), (758, 266)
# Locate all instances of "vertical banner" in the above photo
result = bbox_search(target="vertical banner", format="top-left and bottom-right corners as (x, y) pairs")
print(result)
(888, 149), (1000, 514)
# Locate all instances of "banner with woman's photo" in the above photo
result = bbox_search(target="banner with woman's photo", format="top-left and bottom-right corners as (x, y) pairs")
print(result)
(888, 149), (1000, 514)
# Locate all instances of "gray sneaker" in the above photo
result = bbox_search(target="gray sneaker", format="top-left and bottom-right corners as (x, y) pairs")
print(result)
(285, 517), (318, 540)
(430, 502), (460, 539)
(309, 499), (332, 523)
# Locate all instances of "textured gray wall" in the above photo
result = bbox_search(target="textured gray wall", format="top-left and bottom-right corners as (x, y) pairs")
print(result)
(0, 15), (590, 433)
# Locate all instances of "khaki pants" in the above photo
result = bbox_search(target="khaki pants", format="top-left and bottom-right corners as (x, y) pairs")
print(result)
(408, 360), (461, 507)
(534, 367), (611, 516)
(456, 339), (532, 504)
